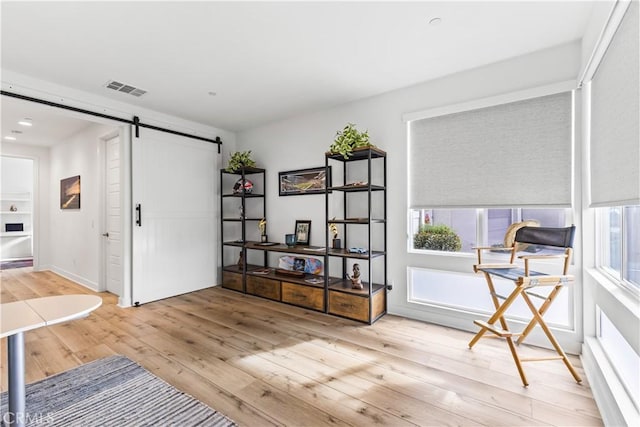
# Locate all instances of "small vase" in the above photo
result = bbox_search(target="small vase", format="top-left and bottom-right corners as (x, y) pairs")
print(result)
(332, 238), (341, 249)
(285, 234), (297, 247)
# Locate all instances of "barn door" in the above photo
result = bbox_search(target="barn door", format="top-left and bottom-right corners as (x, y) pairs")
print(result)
(132, 128), (216, 305)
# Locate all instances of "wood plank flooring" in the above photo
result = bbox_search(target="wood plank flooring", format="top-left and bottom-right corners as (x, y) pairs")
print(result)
(1, 268), (602, 426)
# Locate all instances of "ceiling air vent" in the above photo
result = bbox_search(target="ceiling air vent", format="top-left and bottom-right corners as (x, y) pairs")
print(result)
(105, 80), (147, 97)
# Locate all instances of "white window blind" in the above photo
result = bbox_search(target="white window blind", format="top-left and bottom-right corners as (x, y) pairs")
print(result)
(409, 92), (573, 209)
(590, 1), (639, 207)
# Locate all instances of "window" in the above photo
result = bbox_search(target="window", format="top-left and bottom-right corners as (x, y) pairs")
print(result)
(410, 208), (569, 253)
(409, 267), (571, 327)
(597, 308), (640, 409)
(409, 207), (573, 327)
(599, 205), (640, 291)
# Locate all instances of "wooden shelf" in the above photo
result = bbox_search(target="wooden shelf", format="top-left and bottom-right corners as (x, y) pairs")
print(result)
(325, 147), (387, 161)
(326, 248), (385, 259)
(244, 242), (327, 256)
(327, 184), (385, 192)
(328, 218), (386, 224)
(328, 280), (386, 296)
(222, 193), (264, 198)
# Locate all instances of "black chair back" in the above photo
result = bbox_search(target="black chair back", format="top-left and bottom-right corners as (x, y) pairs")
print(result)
(515, 225), (575, 248)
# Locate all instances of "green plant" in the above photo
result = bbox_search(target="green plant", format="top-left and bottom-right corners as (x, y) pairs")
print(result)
(329, 123), (374, 159)
(225, 150), (256, 173)
(413, 224), (462, 252)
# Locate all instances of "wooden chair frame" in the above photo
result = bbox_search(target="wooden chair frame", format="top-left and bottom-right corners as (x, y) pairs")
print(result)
(468, 225), (582, 387)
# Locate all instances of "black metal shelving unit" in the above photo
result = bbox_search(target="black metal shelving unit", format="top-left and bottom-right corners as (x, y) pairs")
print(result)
(325, 147), (387, 324)
(220, 166), (266, 292)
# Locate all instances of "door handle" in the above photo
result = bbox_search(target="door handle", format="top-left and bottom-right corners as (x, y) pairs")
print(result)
(135, 204), (142, 226)
(102, 232), (109, 237)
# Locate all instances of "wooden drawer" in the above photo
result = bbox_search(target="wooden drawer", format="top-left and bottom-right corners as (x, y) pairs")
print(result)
(222, 271), (243, 292)
(329, 291), (369, 322)
(281, 282), (324, 311)
(329, 290), (386, 323)
(247, 276), (281, 301)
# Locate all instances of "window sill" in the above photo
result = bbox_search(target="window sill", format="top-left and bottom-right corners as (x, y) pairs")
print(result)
(586, 268), (640, 317)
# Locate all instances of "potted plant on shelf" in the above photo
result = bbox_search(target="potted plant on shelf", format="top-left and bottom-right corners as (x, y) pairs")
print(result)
(328, 123), (375, 159)
(225, 150), (256, 173)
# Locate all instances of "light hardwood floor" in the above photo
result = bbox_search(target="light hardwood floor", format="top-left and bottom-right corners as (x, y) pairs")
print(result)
(1, 268), (602, 426)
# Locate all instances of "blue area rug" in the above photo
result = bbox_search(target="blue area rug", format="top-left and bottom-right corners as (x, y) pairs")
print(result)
(0, 355), (237, 426)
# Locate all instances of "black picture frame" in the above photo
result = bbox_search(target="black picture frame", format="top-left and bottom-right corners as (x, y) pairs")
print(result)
(294, 220), (311, 245)
(293, 257), (306, 272)
(279, 166), (330, 196)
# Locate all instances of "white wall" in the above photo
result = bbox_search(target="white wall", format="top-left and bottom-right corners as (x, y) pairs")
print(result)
(0, 142), (51, 268)
(237, 40), (582, 343)
(48, 122), (117, 289)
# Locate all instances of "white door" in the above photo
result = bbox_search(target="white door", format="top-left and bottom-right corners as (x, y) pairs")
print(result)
(132, 128), (217, 305)
(104, 135), (122, 295)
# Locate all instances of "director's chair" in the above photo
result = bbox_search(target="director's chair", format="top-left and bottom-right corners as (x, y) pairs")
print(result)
(468, 224), (582, 387)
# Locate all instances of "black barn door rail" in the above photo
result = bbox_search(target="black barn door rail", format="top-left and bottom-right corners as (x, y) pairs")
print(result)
(1, 90), (222, 152)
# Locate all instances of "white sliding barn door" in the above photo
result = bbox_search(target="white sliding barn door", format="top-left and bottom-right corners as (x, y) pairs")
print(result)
(132, 128), (217, 305)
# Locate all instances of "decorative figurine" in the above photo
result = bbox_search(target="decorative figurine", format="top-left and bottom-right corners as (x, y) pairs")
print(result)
(237, 251), (244, 267)
(233, 178), (254, 194)
(349, 263), (363, 290)
(329, 220), (341, 249)
(259, 218), (267, 242)
(9, 204), (17, 212)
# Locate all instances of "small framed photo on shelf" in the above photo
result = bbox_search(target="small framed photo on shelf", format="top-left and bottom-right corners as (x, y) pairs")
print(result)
(294, 220), (311, 245)
(293, 257), (306, 272)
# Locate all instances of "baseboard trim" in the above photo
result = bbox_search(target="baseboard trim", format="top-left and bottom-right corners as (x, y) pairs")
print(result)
(582, 337), (639, 426)
(49, 266), (100, 292)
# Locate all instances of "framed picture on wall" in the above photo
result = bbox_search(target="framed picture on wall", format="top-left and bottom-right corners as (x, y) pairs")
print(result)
(279, 166), (330, 196)
(60, 175), (81, 209)
(294, 220), (311, 245)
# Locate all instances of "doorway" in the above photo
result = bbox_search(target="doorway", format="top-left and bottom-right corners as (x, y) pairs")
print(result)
(0, 156), (34, 269)
(101, 133), (123, 296)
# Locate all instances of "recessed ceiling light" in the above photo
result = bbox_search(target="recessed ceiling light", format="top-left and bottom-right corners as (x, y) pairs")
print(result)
(4, 136), (17, 141)
(18, 118), (33, 126)
(429, 17), (442, 26)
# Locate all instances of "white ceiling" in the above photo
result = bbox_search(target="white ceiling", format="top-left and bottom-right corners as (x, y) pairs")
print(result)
(1, 95), (95, 147)
(1, 1), (596, 136)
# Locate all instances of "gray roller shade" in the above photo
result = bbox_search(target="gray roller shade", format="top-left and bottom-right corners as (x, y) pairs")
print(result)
(409, 92), (573, 208)
(590, 1), (639, 207)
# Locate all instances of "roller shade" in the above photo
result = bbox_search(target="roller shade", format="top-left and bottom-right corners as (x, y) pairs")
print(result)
(590, 1), (639, 207)
(409, 92), (573, 208)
